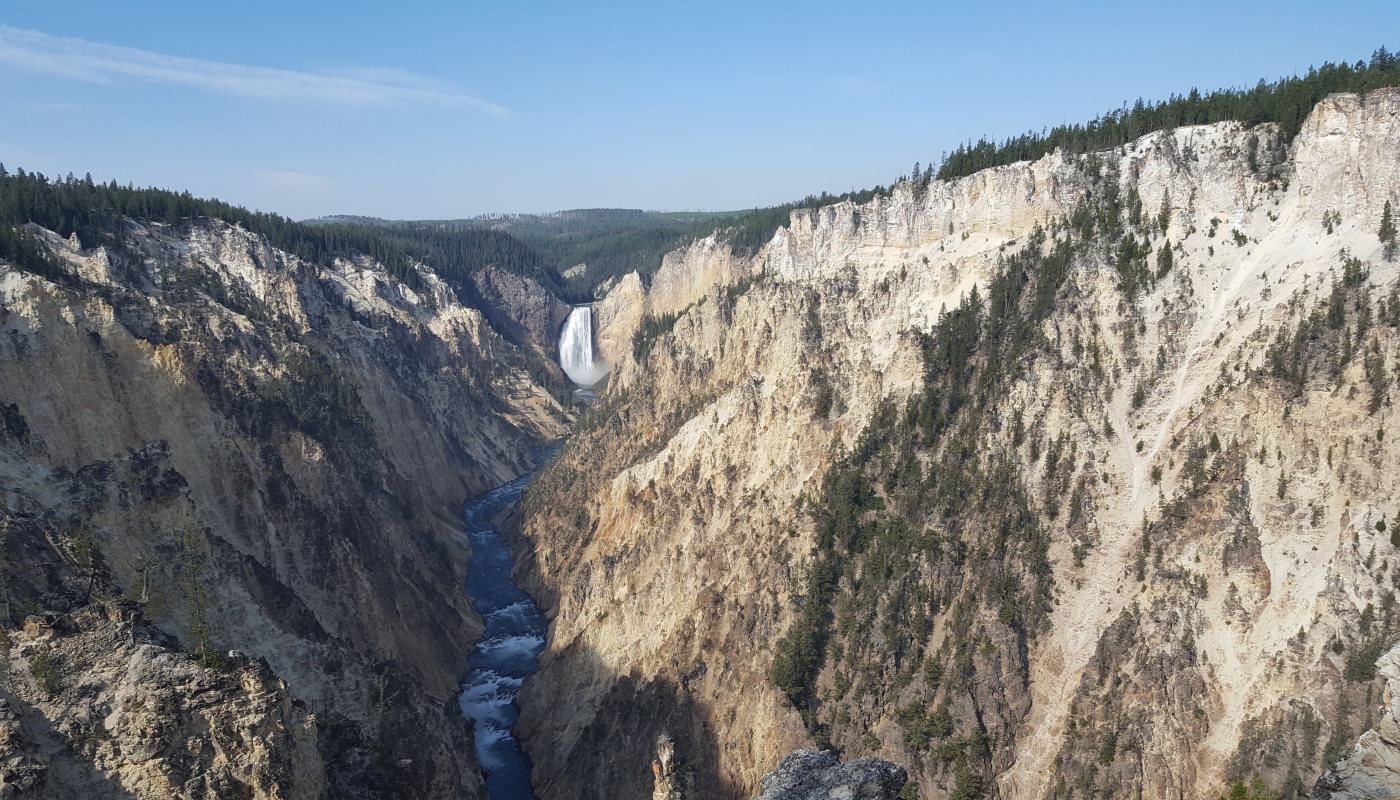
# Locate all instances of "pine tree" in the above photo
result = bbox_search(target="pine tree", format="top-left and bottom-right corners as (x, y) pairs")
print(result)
(70, 522), (109, 604)
(1156, 241), (1174, 278)
(1380, 200), (1397, 260)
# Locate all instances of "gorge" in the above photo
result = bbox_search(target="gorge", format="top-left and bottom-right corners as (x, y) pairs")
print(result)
(459, 447), (555, 800)
(512, 88), (1400, 800)
(2, 61), (1400, 800)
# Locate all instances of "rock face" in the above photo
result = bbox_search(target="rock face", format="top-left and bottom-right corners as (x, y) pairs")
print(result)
(1313, 643), (1400, 799)
(593, 271), (648, 367)
(470, 264), (573, 354)
(516, 89), (1400, 799)
(752, 751), (906, 800)
(591, 234), (761, 368)
(1, 603), (325, 799)
(0, 218), (568, 797)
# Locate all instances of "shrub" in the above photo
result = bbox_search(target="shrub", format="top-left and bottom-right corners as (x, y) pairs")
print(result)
(28, 652), (68, 696)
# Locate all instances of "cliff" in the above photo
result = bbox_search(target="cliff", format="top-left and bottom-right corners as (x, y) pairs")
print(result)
(750, 750), (906, 800)
(1313, 642), (1400, 799)
(0, 217), (568, 797)
(1, 603), (325, 799)
(470, 265), (574, 356)
(516, 89), (1400, 800)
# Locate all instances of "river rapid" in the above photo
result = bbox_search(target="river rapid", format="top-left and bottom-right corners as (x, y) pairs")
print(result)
(458, 446), (557, 800)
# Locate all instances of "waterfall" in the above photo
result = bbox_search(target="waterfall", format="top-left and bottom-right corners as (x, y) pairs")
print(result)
(558, 306), (608, 386)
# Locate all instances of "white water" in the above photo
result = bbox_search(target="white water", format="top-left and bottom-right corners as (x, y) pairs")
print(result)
(558, 306), (608, 386)
(458, 457), (553, 800)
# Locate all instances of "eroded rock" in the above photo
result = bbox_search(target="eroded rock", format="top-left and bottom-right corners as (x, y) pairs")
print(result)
(753, 750), (907, 800)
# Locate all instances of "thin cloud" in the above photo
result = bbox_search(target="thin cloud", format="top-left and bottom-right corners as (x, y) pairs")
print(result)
(0, 26), (506, 114)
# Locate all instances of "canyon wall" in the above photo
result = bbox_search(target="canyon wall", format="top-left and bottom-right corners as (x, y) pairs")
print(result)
(517, 90), (1400, 800)
(0, 219), (568, 798)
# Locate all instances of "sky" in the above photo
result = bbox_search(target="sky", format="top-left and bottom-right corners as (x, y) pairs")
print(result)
(0, 1), (1395, 221)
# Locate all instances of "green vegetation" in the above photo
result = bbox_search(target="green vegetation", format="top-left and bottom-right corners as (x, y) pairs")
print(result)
(936, 47), (1399, 181)
(181, 521), (223, 670)
(1322, 689), (1354, 767)
(437, 193), (888, 302)
(1381, 200), (1397, 260)
(1268, 251), (1393, 410)
(810, 369), (835, 419)
(772, 222), (1077, 776)
(0, 218), (60, 281)
(769, 140), (1305, 784)
(632, 308), (686, 362)
(0, 165), (559, 299)
(418, 210), (729, 301)
(0, 514), (12, 625)
(27, 651), (70, 696)
(6, 48), (1398, 323)
(254, 348), (375, 442)
(1346, 625), (1385, 675)
(0, 166), (876, 311)
(1223, 776), (1282, 800)
(702, 186), (893, 259)
(69, 522), (110, 605)
(1156, 241), (1174, 279)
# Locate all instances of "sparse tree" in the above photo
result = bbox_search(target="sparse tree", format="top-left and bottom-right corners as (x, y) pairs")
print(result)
(70, 521), (109, 605)
(1156, 241), (1174, 278)
(0, 513), (10, 624)
(1380, 200), (1397, 260)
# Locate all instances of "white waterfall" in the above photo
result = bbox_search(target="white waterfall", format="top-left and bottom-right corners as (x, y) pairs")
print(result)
(558, 306), (609, 386)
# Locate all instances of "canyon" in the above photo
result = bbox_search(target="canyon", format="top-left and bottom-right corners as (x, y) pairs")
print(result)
(0, 217), (566, 797)
(513, 89), (1400, 800)
(2, 87), (1400, 800)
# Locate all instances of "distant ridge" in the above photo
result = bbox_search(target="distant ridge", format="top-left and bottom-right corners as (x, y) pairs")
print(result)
(302, 214), (394, 226)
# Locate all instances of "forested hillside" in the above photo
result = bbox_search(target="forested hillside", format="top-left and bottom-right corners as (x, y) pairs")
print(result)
(0, 166), (560, 301)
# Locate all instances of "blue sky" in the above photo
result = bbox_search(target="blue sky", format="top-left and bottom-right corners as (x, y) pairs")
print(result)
(0, 1), (1395, 220)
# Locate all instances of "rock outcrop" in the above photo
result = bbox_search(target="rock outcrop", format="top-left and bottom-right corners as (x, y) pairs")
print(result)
(0, 217), (568, 797)
(752, 751), (907, 800)
(593, 271), (648, 368)
(470, 265), (573, 354)
(1313, 643), (1400, 799)
(1, 603), (324, 799)
(516, 89), (1400, 800)
(591, 234), (760, 368)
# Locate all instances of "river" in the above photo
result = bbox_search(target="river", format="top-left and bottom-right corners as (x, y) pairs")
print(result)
(458, 446), (557, 800)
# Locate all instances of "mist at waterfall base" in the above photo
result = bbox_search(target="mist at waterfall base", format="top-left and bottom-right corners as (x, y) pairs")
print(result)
(558, 306), (609, 391)
(458, 447), (557, 800)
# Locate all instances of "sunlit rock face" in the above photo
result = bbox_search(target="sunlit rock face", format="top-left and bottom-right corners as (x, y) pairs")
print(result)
(517, 90), (1400, 800)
